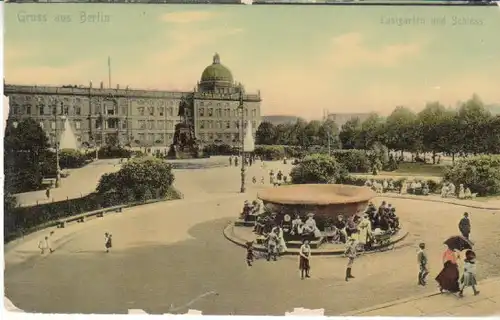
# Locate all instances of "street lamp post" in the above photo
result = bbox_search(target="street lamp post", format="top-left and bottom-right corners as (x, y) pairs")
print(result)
(52, 100), (62, 188)
(239, 87), (246, 193)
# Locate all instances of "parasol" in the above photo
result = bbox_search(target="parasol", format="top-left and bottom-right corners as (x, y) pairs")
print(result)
(444, 235), (474, 251)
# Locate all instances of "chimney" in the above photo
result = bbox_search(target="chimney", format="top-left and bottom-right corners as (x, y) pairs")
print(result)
(116, 84), (120, 90)
(100, 81), (104, 89)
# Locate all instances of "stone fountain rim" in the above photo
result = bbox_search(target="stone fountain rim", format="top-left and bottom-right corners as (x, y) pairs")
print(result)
(257, 184), (376, 206)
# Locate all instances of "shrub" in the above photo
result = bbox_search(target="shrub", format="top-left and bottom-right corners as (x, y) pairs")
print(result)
(97, 146), (132, 159)
(290, 154), (348, 184)
(59, 149), (89, 169)
(203, 144), (238, 156)
(331, 150), (371, 173)
(443, 155), (500, 196)
(254, 145), (286, 160)
(96, 157), (175, 201)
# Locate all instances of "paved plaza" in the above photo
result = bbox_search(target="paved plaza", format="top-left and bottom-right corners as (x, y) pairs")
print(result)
(5, 158), (500, 315)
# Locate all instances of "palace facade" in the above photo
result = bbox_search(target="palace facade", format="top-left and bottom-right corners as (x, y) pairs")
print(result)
(4, 54), (262, 150)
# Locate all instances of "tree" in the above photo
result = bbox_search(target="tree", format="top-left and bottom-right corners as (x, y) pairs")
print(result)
(255, 121), (277, 145)
(357, 113), (384, 150)
(339, 118), (362, 149)
(318, 119), (341, 150)
(385, 106), (419, 156)
(4, 119), (50, 193)
(291, 119), (308, 148)
(96, 157), (175, 201)
(456, 95), (492, 155)
(303, 120), (322, 147)
(417, 102), (449, 163)
(290, 154), (348, 184)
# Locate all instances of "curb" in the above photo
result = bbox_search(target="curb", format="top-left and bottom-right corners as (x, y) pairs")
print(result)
(380, 194), (500, 211)
(223, 222), (409, 256)
(341, 276), (500, 316)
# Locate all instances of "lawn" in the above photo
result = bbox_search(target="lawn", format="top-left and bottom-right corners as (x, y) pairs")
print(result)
(387, 162), (446, 177)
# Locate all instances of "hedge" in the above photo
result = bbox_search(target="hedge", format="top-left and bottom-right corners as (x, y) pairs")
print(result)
(331, 150), (371, 173)
(4, 187), (182, 243)
(202, 143), (239, 156)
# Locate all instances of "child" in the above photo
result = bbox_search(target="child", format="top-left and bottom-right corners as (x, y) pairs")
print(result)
(344, 237), (357, 282)
(246, 241), (254, 266)
(261, 176), (265, 184)
(105, 233), (113, 253)
(459, 250), (479, 297)
(417, 242), (429, 286)
(252, 176), (257, 184)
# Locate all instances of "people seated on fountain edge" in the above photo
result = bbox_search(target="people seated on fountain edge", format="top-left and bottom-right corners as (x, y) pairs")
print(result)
(334, 214), (348, 243)
(302, 213), (322, 238)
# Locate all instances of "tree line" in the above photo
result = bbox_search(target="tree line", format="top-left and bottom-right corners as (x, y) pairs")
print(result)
(256, 95), (500, 164)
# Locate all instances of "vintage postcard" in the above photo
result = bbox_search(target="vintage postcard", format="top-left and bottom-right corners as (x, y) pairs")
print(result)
(3, 3), (500, 316)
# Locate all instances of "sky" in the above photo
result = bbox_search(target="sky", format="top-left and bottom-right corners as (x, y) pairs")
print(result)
(4, 4), (500, 120)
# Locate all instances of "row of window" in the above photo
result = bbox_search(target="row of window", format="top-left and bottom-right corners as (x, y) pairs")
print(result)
(199, 120), (257, 130)
(199, 108), (257, 118)
(137, 120), (180, 130)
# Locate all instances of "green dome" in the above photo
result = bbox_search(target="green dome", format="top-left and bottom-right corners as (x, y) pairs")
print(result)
(200, 53), (233, 84)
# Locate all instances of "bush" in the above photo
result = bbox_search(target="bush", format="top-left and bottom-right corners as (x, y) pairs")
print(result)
(203, 144), (238, 156)
(96, 157), (175, 201)
(254, 145), (286, 160)
(331, 150), (371, 173)
(97, 146), (132, 159)
(290, 154), (348, 184)
(59, 149), (90, 169)
(443, 155), (500, 196)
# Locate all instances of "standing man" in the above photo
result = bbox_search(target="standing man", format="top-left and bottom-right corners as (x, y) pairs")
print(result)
(344, 236), (357, 281)
(45, 187), (51, 200)
(229, 156), (233, 167)
(459, 212), (471, 240)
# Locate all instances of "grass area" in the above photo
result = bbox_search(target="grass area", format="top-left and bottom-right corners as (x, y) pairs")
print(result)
(383, 162), (445, 177)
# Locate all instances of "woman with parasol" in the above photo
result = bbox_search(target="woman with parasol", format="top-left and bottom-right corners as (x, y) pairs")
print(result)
(435, 236), (473, 294)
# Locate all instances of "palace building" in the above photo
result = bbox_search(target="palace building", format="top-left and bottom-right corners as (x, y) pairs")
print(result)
(4, 53), (262, 150)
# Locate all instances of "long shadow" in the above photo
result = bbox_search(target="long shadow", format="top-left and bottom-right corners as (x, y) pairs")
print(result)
(4, 218), (436, 316)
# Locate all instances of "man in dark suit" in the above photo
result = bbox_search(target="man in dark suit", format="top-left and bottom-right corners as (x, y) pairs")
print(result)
(459, 212), (471, 240)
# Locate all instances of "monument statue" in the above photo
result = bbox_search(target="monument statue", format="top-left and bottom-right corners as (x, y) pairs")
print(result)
(167, 97), (203, 159)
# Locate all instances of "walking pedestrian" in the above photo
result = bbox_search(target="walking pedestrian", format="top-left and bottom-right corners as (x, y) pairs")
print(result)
(38, 236), (54, 254)
(344, 236), (357, 282)
(459, 250), (480, 297)
(246, 241), (255, 267)
(261, 176), (265, 184)
(458, 212), (471, 240)
(299, 239), (311, 279)
(417, 242), (429, 286)
(105, 232), (113, 253)
(435, 244), (461, 294)
(45, 188), (51, 199)
(265, 229), (279, 261)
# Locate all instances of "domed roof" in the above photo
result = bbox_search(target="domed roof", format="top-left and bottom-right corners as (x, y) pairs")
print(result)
(200, 53), (234, 84)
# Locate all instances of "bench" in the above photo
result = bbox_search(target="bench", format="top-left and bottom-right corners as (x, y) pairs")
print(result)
(56, 205), (125, 228)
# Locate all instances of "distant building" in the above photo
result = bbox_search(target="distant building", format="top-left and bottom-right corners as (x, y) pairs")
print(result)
(326, 112), (372, 128)
(261, 115), (300, 125)
(4, 53), (261, 150)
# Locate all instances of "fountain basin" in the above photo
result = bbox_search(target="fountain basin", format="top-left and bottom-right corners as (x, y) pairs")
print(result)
(257, 184), (376, 225)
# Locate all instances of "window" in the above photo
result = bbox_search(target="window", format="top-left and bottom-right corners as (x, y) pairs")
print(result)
(234, 121), (239, 129)
(168, 108), (173, 117)
(252, 109), (257, 117)
(199, 108), (205, 117)
(138, 120), (146, 129)
(252, 121), (257, 129)
(208, 108), (213, 116)
(138, 133), (145, 142)
(122, 121), (127, 129)
(200, 121), (205, 129)
(200, 102), (204, 107)
(226, 121), (230, 129)
(39, 106), (45, 115)
(148, 133), (154, 142)
(199, 133), (205, 141)
(159, 107), (164, 116)
(121, 106), (127, 115)
(208, 133), (214, 140)
(138, 107), (145, 116)
(157, 120), (164, 129)
(233, 109), (237, 117)
(76, 106), (81, 115)
(75, 120), (81, 130)
(217, 103), (221, 107)
(245, 109), (249, 117)
(148, 107), (154, 116)
(147, 120), (155, 130)
(96, 120), (102, 129)
(26, 105), (32, 115)
(51, 121), (56, 130)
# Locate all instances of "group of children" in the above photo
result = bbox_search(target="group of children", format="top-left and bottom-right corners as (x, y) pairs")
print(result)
(417, 242), (479, 297)
(38, 231), (113, 254)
